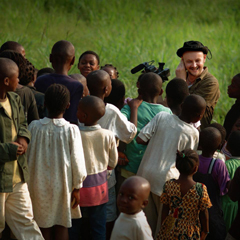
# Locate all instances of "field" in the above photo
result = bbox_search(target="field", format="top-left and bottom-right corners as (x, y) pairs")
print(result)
(1, 0), (240, 124)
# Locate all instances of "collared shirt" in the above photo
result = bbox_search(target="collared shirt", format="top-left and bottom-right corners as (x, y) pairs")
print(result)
(189, 67), (220, 129)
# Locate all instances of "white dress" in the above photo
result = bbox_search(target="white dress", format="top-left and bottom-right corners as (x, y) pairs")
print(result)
(27, 118), (87, 228)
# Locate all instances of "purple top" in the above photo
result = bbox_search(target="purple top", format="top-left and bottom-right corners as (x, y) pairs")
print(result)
(198, 155), (230, 196)
(35, 73), (83, 123)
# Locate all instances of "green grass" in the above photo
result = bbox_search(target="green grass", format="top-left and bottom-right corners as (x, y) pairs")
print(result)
(1, 0), (240, 124)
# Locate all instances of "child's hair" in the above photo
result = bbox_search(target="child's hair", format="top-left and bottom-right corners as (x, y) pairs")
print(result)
(0, 41), (24, 55)
(37, 67), (55, 78)
(78, 50), (100, 64)
(199, 127), (222, 153)
(208, 123), (226, 147)
(104, 79), (125, 109)
(0, 58), (18, 81)
(176, 149), (199, 175)
(69, 73), (86, 82)
(138, 72), (162, 97)
(45, 84), (70, 116)
(166, 78), (189, 105)
(101, 64), (119, 78)
(227, 131), (240, 156)
(0, 50), (35, 85)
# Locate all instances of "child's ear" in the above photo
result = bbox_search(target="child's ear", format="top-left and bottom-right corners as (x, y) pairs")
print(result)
(159, 89), (163, 96)
(141, 199), (149, 209)
(49, 54), (53, 63)
(70, 56), (75, 66)
(3, 77), (9, 86)
(66, 102), (70, 109)
(77, 62), (80, 70)
(97, 65), (100, 70)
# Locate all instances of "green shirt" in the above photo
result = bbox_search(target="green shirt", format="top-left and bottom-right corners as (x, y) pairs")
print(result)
(0, 92), (31, 192)
(121, 101), (172, 174)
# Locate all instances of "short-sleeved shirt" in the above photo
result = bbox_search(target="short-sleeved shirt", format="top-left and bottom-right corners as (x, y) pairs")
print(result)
(197, 155), (230, 196)
(137, 112), (199, 196)
(35, 73), (83, 123)
(121, 101), (172, 174)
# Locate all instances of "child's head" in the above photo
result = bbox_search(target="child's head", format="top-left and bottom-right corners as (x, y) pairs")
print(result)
(69, 73), (89, 98)
(78, 51), (100, 77)
(199, 127), (222, 154)
(227, 130), (240, 156)
(45, 84), (70, 117)
(166, 78), (189, 109)
(77, 95), (105, 126)
(101, 64), (119, 79)
(87, 70), (112, 99)
(0, 58), (19, 93)
(117, 176), (150, 215)
(181, 94), (206, 123)
(227, 73), (240, 99)
(0, 50), (35, 85)
(37, 67), (55, 78)
(208, 123), (226, 150)
(0, 41), (25, 57)
(230, 117), (240, 133)
(50, 40), (75, 70)
(104, 79), (125, 110)
(138, 72), (163, 99)
(176, 149), (199, 175)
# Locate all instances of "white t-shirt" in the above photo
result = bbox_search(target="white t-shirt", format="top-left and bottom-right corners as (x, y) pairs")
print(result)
(137, 112), (199, 196)
(110, 211), (153, 240)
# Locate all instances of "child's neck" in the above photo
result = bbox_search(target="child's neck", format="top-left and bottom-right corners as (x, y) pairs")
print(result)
(178, 114), (191, 124)
(48, 113), (64, 119)
(53, 65), (70, 76)
(170, 105), (181, 116)
(201, 150), (215, 158)
(84, 121), (98, 127)
(0, 91), (7, 101)
(142, 95), (159, 104)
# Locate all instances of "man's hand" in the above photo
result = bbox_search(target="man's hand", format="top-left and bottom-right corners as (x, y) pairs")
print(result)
(11, 142), (25, 156)
(71, 189), (80, 209)
(15, 137), (28, 154)
(175, 59), (187, 80)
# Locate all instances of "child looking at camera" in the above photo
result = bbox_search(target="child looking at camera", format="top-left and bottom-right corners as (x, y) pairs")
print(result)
(27, 84), (87, 240)
(157, 149), (212, 240)
(111, 176), (153, 240)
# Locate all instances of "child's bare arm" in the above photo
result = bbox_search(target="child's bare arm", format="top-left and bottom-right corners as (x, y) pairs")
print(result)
(71, 188), (80, 209)
(161, 204), (170, 225)
(136, 136), (148, 145)
(199, 209), (209, 240)
(127, 98), (142, 127)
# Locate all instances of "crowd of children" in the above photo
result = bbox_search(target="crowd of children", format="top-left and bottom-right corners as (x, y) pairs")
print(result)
(0, 39), (240, 240)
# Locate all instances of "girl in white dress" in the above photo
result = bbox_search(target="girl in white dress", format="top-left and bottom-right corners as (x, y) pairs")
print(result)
(27, 84), (87, 240)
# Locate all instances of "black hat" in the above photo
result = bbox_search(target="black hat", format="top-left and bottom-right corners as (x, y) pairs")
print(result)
(177, 41), (209, 57)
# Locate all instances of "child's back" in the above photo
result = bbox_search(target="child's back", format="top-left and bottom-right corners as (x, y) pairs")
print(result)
(193, 127), (230, 240)
(120, 73), (171, 175)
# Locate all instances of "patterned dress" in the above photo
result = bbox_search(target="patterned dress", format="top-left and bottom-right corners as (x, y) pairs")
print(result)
(156, 180), (212, 240)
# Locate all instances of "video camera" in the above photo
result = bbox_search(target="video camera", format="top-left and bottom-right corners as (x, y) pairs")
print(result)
(131, 61), (170, 82)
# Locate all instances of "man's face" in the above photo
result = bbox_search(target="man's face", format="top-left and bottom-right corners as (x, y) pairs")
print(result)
(182, 51), (206, 78)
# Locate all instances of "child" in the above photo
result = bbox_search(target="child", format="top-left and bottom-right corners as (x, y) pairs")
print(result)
(110, 176), (153, 240)
(27, 84), (87, 240)
(69, 73), (89, 98)
(0, 58), (43, 240)
(136, 94), (206, 238)
(193, 127), (230, 240)
(101, 64), (119, 79)
(35, 40), (83, 124)
(86, 70), (137, 239)
(224, 73), (240, 139)
(78, 50), (100, 77)
(222, 130), (240, 232)
(71, 95), (118, 240)
(157, 149), (212, 240)
(104, 79), (125, 110)
(0, 40), (26, 57)
(226, 166), (240, 240)
(120, 72), (172, 179)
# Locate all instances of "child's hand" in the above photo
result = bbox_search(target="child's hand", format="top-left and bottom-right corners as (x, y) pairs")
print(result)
(15, 137), (28, 154)
(71, 188), (80, 209)
(11, 142), (25, 156)
(118, 152), (129, 166)
(127, 98), (143, 110)
(175, 59), (187, 80)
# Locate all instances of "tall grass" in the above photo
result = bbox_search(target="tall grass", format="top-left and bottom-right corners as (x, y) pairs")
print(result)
(0, 0), (240, 124)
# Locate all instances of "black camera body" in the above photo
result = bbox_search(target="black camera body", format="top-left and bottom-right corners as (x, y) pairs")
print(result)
(131, 61), (170, 82)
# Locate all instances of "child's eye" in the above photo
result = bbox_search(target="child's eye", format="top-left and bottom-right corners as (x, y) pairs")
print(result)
(128, 196), (133, 200)
(119, 193), (123, 196)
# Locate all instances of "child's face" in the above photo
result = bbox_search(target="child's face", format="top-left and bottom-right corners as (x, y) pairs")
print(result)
(78, 54), (99, 77)
(117, 183), (146, 215)
(231, 118), (240, 132)
(228, 76), (240, 99)
(7, 69), (19, 91)
(102, 67), (117, 79)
